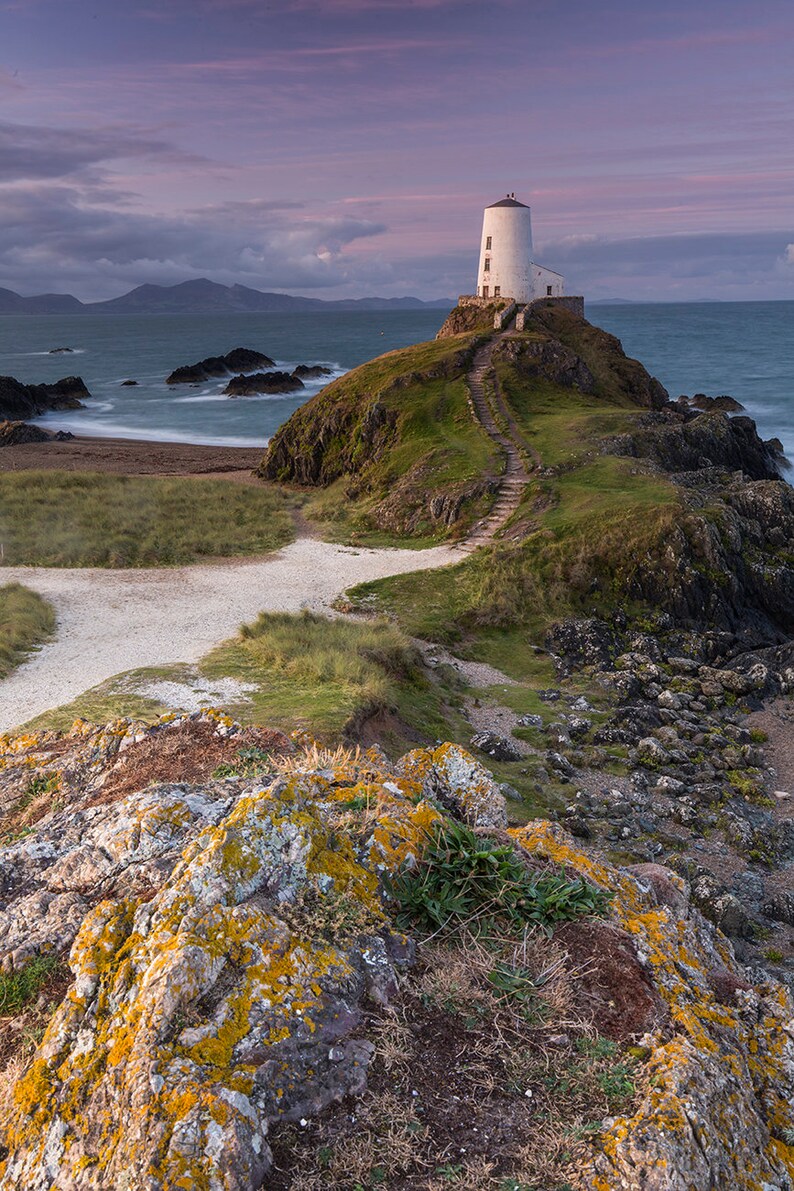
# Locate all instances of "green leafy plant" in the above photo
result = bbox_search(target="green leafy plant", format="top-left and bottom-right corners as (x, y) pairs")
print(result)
(388, 817), (610, 936)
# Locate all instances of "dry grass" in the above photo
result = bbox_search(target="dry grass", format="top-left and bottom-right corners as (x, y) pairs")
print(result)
(270, 924), (641, 1190)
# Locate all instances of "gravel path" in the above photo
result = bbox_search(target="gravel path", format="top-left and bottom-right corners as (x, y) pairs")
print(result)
(0, 539), (463, 731)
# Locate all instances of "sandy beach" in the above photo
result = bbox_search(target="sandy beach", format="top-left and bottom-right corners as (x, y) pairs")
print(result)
(0, 434), (264, 479)
(0, 537), (463, 731)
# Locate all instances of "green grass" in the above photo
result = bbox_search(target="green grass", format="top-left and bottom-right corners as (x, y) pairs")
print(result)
(23, 612), (471, 752)
(0, 954), (61, 1014)
(0, 472), (296, 566)
(0, 583), (56, 679)
(24, 683), (168, 734)
(264, 333), (501, 542)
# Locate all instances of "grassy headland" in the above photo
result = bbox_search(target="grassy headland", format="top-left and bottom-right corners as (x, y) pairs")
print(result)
(0, 472), (296, 566)
(0, 583), (56, 679)
(261, 301), (683, 662)
(261, 334), (500, 542)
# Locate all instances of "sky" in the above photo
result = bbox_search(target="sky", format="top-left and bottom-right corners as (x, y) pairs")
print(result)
(0, 0), (793, 302)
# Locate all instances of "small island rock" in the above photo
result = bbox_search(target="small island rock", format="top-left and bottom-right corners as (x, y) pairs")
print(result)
(165, 347), (274, 384)
(224, 371), (305, 397)
(120, 379), (138, 387)
(292, 364), (333, 379)
(48, 346), (74, 354)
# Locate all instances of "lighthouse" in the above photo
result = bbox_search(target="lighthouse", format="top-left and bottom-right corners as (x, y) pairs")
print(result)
(475, 193), (564, 302)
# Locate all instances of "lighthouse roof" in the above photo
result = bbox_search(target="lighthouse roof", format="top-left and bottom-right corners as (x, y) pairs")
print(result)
(487, 196), (529, 208)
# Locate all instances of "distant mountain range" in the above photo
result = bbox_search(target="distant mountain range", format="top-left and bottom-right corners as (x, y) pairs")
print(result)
(0, 279), (455, 315)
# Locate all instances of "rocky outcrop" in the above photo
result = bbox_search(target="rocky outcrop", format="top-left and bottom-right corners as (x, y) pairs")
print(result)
(524, 302), (669, 409)
(224, 371), (304, 397)
(606, 408), (782, 480)
(0, 421), (52, 446)
(493, 334), (598, 393)
(436, 302), (500, 338)
(0, 420), (75, 446)
(523, 823), (794, 1191)
(261, 392), (399, 486)
(165, 348), (274, 385)
(0, 375), (88, 421)
(1, 714), (793, 1189)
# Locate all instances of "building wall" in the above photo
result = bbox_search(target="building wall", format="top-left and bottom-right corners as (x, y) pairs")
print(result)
(476, 205), (534, 302)
(532, 263), (565, 298)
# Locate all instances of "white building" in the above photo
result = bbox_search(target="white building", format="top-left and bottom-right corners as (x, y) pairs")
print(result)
(475, 194), (564, 302)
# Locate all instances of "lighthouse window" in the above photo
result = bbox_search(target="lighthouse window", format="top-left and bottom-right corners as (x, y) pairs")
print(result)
(483, 258), (490, 272)
(546, 285), (553, 296)
(486, 236), (492, 250)
(494, 287), (501, 297)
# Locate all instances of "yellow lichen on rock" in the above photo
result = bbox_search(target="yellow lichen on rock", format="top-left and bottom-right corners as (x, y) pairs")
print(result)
(511, 821), (794, 1191)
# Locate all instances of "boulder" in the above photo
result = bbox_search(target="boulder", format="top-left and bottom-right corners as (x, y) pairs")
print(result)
(292, 364), (333, 379)
(224, 371), (305, 397)
(469, 730), (523, 762)
(0, 420), (52, 446)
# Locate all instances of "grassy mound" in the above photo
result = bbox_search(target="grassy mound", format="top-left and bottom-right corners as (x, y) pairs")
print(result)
(24, 611), (471, 754)
(0, 584), (56, 679)
(0, 472), (296, 567)
(261, 335), (500, 541)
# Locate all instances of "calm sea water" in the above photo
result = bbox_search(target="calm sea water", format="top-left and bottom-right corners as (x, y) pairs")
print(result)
(0, 302), (791, 458)
(591, 301), (794, 462)
(0, 311), (445, 447)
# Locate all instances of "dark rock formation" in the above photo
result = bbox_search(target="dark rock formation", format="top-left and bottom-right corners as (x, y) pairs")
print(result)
(292, 364), (333, 379)
(605, 409), (782, 480)
(0, 375), (88, 421)
(0, 420), (75, 445)
(680, 393), (746, 413)
(0, 420), (51, 446)
(47, 346), (74, 354)
(224, 371), (305, 397)
(165, 347), (274, 384)
(493, 335), (598, 394)
(120, 379), (138, 386)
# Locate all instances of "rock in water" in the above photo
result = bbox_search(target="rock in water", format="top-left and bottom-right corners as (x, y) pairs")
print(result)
(0, 375), (89, 420)
(224, 371), (305, 396)
(165, 348), (275, 384)
(47, 346), (74, 354)
(291, 364), (333, 379)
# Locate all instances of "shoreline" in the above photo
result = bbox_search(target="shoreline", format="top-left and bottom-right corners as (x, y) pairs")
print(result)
(0, 433), (265, 478)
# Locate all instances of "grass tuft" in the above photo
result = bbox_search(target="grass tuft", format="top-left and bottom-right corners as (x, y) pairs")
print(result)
(0, 583), (56, 679)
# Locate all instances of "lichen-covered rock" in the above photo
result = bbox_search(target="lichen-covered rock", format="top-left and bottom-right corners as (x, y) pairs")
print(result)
(513, 823), (794, 1191)
(396, 742), (508, 828)
(0, 730), (504, 1189)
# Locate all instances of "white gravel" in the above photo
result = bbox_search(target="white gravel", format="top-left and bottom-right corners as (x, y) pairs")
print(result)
(0, 538), (464, 732)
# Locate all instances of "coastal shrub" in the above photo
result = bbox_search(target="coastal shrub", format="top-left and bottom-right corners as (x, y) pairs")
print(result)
(0, 583), (56, 678)
(389, 817), (610, 936)
(0, 471), (295, 566)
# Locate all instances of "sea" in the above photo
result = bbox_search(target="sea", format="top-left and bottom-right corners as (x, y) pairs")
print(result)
(0, 301), (791, 459)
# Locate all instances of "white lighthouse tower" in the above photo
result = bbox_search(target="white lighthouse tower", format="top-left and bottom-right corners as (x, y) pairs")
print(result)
(475, 193), (564, 302)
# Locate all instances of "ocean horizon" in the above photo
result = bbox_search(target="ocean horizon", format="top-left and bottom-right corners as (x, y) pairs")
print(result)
(0, 300), (791, 460)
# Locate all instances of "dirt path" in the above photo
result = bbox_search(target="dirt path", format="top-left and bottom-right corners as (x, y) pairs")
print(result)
(0, 539), (464, 732)
(465, 328), (537, 544)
